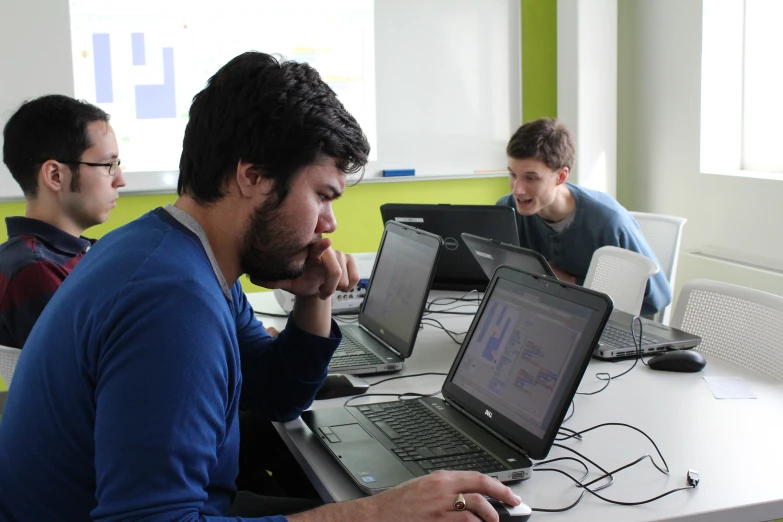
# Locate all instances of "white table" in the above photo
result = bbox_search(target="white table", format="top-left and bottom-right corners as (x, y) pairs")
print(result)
(247, 291), (783, 522)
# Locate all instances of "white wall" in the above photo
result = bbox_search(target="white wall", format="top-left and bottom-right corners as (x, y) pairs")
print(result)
(617, 0), (783, 302)
(558, 0), (617, 196)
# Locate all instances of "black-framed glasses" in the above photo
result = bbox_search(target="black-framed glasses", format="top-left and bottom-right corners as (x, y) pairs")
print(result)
(57, 159), (122, 176)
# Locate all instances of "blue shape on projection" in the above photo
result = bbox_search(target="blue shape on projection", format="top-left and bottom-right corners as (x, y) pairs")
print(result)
(135, 46), (176, 119)
(131, 33), (146, 65)
(93, 33), (113, 103)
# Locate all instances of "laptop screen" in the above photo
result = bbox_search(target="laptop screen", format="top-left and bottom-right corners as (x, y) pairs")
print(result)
(445, 269), (611, 459)
(379, 204), (518, 290)
(359, 222), (441, 357)
(461, 233), (556, 280)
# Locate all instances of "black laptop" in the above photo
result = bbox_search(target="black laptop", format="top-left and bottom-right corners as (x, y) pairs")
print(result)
(328, 221), (443, 375)
(304, 265), (613, 494)
(379, 204), (519, 291)
(461, 233), (557, 280)
(460, 234), (702, 360)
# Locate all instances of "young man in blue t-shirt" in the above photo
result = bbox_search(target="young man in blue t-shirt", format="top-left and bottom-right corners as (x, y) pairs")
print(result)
(0, 52), (522, 522)
(496, 118), (671, 315)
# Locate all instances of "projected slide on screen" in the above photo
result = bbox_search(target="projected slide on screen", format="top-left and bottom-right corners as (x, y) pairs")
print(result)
(69, 0), (377, 173)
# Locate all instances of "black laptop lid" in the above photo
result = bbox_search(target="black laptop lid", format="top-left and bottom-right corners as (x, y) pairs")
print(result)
(358, 221), (443, 358)
(379, 204), (519, 291)
(461, 233), (557, 280)
(442, 266), (613, 460)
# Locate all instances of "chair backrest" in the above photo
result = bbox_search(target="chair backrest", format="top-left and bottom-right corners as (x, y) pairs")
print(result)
(630, 212), (687, 324)
(0, 345), (22, 388)
(671, 279), (783, 380)
(584, 246), (659, 316)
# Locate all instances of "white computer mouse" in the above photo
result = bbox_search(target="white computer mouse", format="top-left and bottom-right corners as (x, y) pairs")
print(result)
(489, 499), (533, 521)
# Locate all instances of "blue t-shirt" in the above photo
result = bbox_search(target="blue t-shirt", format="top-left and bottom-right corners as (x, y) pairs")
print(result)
(0, 208), (339, 522)
(497, 183), (671, 315)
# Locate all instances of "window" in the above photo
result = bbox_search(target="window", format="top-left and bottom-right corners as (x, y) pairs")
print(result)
(701, 0), (783, 180)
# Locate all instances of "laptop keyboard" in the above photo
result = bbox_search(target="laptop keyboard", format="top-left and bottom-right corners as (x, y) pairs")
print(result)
(329, 330), (385, 369)
(599, 324), (657, 348)
(356, 400), (505, 474)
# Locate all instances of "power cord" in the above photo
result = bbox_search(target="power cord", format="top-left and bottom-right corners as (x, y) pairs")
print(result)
(533, 421), (699, 512)
(576, 316), (650, 395)
(427, 290), (482, 308)
(420, 318), (467, 344)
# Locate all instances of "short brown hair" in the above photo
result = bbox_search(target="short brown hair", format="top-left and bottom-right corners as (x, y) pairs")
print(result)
(506, 118), (576, 171)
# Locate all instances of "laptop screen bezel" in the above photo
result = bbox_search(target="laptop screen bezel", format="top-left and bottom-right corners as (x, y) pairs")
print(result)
(441, 265), (613, 460)
(461, 232), (557, 280)
(357, 221), (443, 358)
(379, 204), (519, 290)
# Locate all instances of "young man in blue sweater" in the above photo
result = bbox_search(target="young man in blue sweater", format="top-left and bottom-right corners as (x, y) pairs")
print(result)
(496, 118), (671, 316)
(0, 53), (522, 522)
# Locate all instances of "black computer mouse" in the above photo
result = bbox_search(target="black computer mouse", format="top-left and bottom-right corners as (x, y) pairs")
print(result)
(314, 374), (371, 400)
(647, 350), (707, 373)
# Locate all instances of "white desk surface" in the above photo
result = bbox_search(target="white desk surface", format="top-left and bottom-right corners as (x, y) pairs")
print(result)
(246, 291), (783, 522)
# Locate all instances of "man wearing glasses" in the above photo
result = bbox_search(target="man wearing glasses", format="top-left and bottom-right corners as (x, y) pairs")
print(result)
(0, 94), (126, 348)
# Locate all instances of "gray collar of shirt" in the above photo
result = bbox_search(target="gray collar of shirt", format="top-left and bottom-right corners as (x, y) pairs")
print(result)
(163, 204), (232, 300)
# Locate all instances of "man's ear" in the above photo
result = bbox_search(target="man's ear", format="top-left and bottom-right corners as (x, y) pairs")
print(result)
(40, 160), (66, 193)
(235, 161), (271, 198)
(556, 166), (570, 185)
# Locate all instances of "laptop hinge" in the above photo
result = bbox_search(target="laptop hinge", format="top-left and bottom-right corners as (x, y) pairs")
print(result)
(358, 324), (404, 358)
(443, 398), (530, 458)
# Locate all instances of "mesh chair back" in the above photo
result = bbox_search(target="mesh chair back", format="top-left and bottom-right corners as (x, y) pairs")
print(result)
(671, 279), (783, 380)
(585, 246), (659, 316)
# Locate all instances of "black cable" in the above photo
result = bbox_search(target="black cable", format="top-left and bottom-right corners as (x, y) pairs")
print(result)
(531, 421), (697, 512)
(577, 315), (645, 395)
(532, 467), (695, 509)
(531, 457), (589, 512)
(562, 399), (575, 424)
(552, 443), (615, 491)
(631, 316), (650, 366)
(420, 318), (466, 344)
(554, 422), (671, 474)
(427, 290), (482, 307)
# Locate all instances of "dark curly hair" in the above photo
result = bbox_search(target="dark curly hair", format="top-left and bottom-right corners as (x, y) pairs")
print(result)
(178, 52), (370, 205)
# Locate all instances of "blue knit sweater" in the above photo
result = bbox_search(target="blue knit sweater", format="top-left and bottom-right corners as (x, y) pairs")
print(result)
(0, 208), (339, 522)
(497, 183), (671, 315)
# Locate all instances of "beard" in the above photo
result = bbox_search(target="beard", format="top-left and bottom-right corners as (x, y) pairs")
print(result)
(240, 198), (315, 282)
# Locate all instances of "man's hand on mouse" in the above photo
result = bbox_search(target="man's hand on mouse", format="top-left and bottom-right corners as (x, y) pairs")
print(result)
(289, 470), (523, 522)
(254, 238), (360, 300)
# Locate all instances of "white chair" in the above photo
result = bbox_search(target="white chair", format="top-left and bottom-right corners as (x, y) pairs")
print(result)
(0, 345), (22, 388)
(630, 212), (687, 324)
(671, 279), (783, 380)
(584, 246), (659, 316)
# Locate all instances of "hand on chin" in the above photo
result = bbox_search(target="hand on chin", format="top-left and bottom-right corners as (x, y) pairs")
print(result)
(250, 238), (358, 299)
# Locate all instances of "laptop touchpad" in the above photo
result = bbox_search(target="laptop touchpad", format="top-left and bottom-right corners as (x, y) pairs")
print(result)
(331, 424), (373, 442)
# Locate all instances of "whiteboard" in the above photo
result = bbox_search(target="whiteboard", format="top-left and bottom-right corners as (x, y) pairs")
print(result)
(0, 0), (521, 200)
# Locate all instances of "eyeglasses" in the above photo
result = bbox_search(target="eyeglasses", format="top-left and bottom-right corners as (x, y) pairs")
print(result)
(57, 159), (122, 176)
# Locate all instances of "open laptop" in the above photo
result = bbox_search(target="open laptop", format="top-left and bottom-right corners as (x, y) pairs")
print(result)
(380, 204), (519, 291)
(460, 234), (702, 360)
(462, 233), (557, 280)
(328, 221), (443, 375)
(304, 265), (613, 494)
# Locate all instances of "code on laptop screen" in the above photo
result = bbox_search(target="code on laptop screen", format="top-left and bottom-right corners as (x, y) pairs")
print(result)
(452, 278), (593, 438)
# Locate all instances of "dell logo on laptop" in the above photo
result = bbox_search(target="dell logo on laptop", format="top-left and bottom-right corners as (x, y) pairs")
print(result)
(444, 237), (459, 250)
(484, 409), (493, 418)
